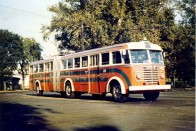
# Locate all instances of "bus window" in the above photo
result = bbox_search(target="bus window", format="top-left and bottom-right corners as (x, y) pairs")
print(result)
(30, 66), (33, 73)
(34, 64), (38, 73)
(49, 62), (52, 71)
(45, 63), (49, 71)
(94, 55), (98, 66)
(68, 59), (73, 68)
(149, 50), (163, 64)
(122, 50), (130, 64)
(82, 56), (88, 67)
(130, 50), (149, 63)
(75, 58), (80, 68)
(62, 60), (67, 69)
(102, 53), (109, 65)
(39, 64), (44, 72)
(112, 51), (122, 64)
(90, 55), (99, 66)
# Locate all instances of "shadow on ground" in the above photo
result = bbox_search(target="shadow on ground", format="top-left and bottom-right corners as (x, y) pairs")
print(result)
(74, 125), (120, 131)
(0, 102), (60, 131)
(27, 91), (147, 103)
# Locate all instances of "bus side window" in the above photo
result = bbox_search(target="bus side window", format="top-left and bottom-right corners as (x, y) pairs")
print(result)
(90, 55), (98, 66)
(50, 62), (53, 71)
(34, 64), (38, 73)
(122, 50), (130, 64)
(62, 59), (67, 69)
(112, 51), (122, 64)
(95, 55), (98, 66)
(74, 58), (80, 68)
(82, 56), (88, 67)
(30, 66), (33, 73)
(45, 63), (49, 71)
(102, 53), (109, 65)
(39, 64), (43, 72)
(68, 59), (73, 68)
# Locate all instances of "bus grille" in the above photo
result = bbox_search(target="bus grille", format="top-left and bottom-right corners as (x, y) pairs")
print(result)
(136, 66), (162, 85)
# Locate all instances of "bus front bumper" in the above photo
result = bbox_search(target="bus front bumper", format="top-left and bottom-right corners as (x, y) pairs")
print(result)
(129, 85), (171, 91)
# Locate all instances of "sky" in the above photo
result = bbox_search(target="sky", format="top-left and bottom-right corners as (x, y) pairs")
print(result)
(0, 0), (60, 58)
(0, 0), (182, 59)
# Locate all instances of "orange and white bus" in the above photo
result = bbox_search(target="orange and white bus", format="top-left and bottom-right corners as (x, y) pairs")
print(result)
(29, 40), (171, 102)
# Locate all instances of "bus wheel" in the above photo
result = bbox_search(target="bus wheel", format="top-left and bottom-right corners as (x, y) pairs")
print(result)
(112, 83), (128, 102)
(35, 84), (43, 96)
(143, 91), (160, 101)
(65, 82), (75, 98)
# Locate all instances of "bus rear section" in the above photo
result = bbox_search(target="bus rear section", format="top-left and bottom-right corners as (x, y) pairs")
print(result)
(29, 57), (62, 95)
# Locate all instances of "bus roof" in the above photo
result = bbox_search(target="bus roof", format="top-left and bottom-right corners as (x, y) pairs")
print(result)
(127, 41), (162, 51)
(29, 59), (54, 65)
(61, 41), (162, 59)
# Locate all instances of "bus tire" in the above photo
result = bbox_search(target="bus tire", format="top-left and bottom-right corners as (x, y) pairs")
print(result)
(65, 82), (75, 98)
(143, 91), (160, 101)
(112, 82), (128, 102)
(35, 83), (43, 96)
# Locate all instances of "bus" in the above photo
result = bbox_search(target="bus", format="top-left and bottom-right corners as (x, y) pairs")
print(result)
(29, 40), (171, 102)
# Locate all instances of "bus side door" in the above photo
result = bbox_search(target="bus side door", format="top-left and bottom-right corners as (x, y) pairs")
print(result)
(89, 55), (100, 93)
(53, 58), (61, 92)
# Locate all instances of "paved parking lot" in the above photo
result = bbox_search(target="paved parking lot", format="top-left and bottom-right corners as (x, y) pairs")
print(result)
(0, 90), (195, 131)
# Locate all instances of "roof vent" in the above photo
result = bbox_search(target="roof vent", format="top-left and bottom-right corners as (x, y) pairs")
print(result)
(143, 37), (147, 41)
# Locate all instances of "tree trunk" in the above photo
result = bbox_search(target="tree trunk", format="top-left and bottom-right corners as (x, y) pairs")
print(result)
(20, 63), (25, 90)
(3, 81), (6, 91)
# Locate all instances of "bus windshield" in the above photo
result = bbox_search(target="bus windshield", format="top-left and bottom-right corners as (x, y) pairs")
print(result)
(149, 50), (163, 64)
(130, 50), (149, 63)
(130, 50), (163, 64)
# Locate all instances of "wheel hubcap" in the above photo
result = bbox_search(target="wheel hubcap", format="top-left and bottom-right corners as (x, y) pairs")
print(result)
(114, 85), (121, 98)
(66, 85), (71, 95)
(36, 86), (39, 94)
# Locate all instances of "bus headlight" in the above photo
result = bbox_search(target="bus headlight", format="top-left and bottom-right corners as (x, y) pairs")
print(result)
(160, 75), (165, 79)
(136, 74), (141, 79)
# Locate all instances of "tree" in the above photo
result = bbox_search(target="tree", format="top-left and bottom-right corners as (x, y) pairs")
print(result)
(0, 29), (42, 89)
(43, 0), (194, 87)
(0, 29), (23, 87)
(173, 25), (194, 86)
(18, 38), (42, 89)
(172, 0), (195, 86)
(43, 0), (170, 52)
(160, 0), (195, 87)
(158, 5), (176, 86)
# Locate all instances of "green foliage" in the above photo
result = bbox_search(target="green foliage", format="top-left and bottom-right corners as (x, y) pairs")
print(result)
(0, 29), (42, 85)
(0, 29), (23, 78)
(172, 0), (195, 86)
(43, 0), (169, 51)
(160, 0), (195, 86)
(19, 38), (42, 87)
(175, 0), (195, 27)
(174, 26), (194, 85)
(22, 38), (42, 63)
(43, 0), (195, 86)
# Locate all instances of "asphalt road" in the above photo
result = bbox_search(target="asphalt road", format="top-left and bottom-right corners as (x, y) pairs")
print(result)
(0, 90), (195, 131)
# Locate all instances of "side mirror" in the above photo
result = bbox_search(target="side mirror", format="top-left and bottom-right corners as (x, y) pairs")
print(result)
(163, 52), (166, 57)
